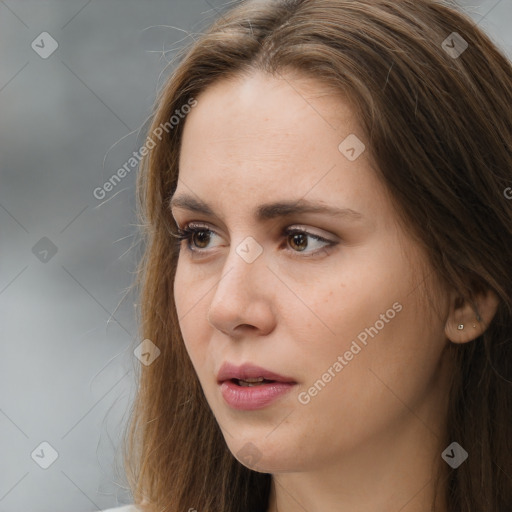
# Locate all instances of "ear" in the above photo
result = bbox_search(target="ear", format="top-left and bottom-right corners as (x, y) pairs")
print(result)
(445, 287), (500, 343)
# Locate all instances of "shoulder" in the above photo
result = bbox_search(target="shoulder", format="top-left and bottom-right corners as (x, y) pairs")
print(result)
(102, 506), (141, 512)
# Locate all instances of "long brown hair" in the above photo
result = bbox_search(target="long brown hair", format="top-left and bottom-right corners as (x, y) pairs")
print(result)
(122, 1), (512, 510)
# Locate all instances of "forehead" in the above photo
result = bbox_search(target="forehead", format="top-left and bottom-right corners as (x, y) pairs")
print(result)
(179, 70), (358, 158)
(176, 70), (384, 224)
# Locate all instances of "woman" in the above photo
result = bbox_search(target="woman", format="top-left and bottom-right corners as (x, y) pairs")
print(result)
(116, 0), (512, 511)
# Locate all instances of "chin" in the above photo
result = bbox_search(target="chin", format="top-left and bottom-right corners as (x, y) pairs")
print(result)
(226, 435), (306, 473)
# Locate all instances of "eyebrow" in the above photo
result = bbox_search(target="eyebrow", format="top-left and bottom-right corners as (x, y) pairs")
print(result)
(169, 194), (364, 222)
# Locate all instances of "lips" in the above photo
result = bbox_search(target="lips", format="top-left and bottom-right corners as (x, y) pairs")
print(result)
(217, 362), (297, 410)
(217, 362), (297, 385)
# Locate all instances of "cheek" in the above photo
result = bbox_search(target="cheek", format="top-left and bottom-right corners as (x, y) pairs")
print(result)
(173, 259), (209, 364)
(300, 257), (400, 345)
(301, 275), (444, 415)
(291, 250), (430, 393)
(174, 255), (209, 323)
(173, 256), (188, 320)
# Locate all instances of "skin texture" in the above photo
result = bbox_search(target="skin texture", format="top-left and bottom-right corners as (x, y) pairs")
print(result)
(171, 70), (498, 512)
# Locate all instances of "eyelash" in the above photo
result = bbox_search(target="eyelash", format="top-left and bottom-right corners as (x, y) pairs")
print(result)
(171, 223), (337, 259)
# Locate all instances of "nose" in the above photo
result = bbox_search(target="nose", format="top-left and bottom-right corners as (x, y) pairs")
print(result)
(206, 242), (276, 338)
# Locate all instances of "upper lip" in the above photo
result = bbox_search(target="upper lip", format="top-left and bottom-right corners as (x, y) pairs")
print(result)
(217, 362), (297, 383)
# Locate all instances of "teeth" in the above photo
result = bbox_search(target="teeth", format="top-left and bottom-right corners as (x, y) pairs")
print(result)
(238, 377), (267, 387)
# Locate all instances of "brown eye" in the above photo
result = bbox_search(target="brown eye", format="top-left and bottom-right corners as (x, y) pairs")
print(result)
(175, 224), (337, 259)
(191, 230), (211, 249)
(172, 224), (220, 253)
(288, 232), (308, 252)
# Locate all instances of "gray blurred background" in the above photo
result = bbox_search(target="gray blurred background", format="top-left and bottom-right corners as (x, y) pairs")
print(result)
(0, 1), (510, 511)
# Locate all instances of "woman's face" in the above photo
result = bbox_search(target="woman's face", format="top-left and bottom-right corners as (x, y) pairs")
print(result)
(172, 70), (452, 473)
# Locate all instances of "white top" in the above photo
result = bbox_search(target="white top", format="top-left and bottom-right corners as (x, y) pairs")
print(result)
(102, 506), (140, 512)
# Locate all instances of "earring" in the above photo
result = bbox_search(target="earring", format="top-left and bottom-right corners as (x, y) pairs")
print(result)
(457, 324), (464, 330)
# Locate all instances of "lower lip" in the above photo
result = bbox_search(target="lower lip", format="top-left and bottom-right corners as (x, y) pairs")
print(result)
(219, 380), (296, 410)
